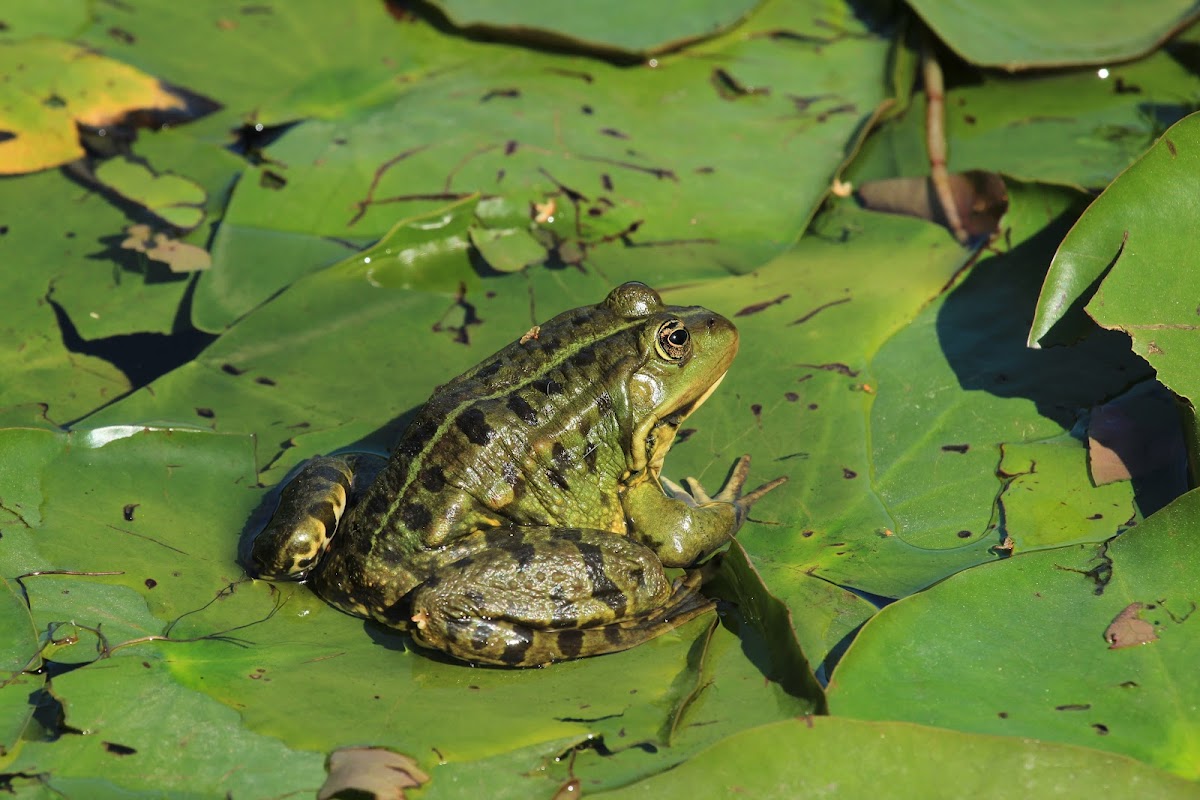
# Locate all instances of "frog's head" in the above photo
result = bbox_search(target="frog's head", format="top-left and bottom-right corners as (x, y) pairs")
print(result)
(605, 282), (738, 481)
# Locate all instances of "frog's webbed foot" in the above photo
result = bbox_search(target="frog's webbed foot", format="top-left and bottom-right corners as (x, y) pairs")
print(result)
(662, 454), (787, 525)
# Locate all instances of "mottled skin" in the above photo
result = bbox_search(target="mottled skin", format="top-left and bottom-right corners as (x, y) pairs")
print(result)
(250, 282), (784, 666)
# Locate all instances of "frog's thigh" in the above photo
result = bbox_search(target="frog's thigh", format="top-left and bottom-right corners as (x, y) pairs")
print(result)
(409, 528), (708, 666)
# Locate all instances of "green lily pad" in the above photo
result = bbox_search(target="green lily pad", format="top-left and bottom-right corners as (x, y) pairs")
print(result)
(468, 225), (547, 273)
(848, 49), (1200, 191)
(93, 157), (207, 231)
(189, 0), (890, 331)
(0, 426), (817, 794)
(1031, 112), (1200, 413)
(593, 716), (1200, 798)
(0, 0), (90, 42)
(7, 655), (325, 797)
(827, 487), (1200, 779)
(910, 0), (1200, 70)
(427, 0), (760, 56)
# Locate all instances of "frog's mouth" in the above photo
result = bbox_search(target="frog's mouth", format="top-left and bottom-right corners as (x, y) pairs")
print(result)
(636, 371), (727, 478)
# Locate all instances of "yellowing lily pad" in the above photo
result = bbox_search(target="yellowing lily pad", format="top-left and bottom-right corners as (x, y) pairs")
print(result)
(0, 39), (187, 175)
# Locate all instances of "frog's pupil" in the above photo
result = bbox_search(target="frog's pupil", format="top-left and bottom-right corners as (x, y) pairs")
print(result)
(668, 329), (688, 346)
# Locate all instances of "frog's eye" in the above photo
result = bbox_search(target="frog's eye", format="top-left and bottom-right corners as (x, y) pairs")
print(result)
(655, 320), (691, 361)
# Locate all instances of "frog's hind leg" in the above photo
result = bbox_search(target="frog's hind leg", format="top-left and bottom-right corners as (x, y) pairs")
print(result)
(532, 571), (716, 664)
(249, 454), (384, 580)
(407, 528), (717, 667)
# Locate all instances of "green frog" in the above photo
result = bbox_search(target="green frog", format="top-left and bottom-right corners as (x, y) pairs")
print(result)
(250, 282), (784, 666)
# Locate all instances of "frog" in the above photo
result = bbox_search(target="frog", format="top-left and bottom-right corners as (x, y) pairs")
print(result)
(250, 282), (785, 667)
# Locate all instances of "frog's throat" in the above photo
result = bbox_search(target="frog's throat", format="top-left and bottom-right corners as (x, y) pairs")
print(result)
(630, 371), (727, 477)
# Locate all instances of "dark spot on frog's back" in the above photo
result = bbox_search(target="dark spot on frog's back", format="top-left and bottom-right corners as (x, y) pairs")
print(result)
(400, 502), (432, 531)
(536, 377), (565, 396)
(359, 488), (393, 523)
(551, 441), (570, 466)
(501, 630), (534, 664)
(507, 395), (538, 425)
(546, 469), (570, 491)
(456, 407), (495, 445)
(509, 540), (537, 569)
(570, 345), (596, 368)
(420, 465), (446, 493)
(557, 628), (584, 659)
(476, 360), (502, 380)
(397, 419), (436, 457)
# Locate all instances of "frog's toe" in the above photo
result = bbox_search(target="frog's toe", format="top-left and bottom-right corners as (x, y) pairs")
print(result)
(711, 455), (786, 504)
(660, 475), (701, 507)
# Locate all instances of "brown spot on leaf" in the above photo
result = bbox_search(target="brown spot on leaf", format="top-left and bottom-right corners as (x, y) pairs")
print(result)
(735, 294), (790, 317)
(144, 578), (157, 589)
(195, 407), (215, 418)
(1105, 602), (1157, 649)
(795, 362), (859, 377)
(956, 530), (972, 538)
(1166, 138), (1177, 157)
(710, 68), (769, 100)
(789, 297), (851, 326)
(255, 376), (276, 386)
(123, 503), (138, 521)
(842, 468), (857, 479)
(481, 88), (520, 101)
(103, 741), (137, 755)
(319, 747), (430, 800)
(221, 363), (244, 375)
(1054, 703), (1091, 711)
(784, 392), (799, 402)
(941, 443), (970, 453)
(259, 170), (286, 190)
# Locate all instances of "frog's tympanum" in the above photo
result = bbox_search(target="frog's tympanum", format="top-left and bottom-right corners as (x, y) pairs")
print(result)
(250, 282), (785, 666)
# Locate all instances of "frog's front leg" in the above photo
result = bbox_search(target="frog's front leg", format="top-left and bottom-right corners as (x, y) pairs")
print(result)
(623, 455), (786, 567)
(408, 528), (713, 666)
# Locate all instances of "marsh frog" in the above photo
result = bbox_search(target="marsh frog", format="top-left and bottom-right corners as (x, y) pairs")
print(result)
(250, 282), (784, 666)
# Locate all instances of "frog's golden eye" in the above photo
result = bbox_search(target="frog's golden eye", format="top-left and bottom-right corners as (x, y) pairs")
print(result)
(655, 320), (690, 361)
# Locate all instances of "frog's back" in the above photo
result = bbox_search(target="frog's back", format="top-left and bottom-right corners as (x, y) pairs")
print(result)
(336, 300), (649, 568)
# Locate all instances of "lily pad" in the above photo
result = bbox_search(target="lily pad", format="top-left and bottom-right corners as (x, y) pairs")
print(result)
(93, 158), (207, 231)
(189, 0), (891, 331)
(847, 49), (1200, 191)
(426, 0), (760, 57)
(0, 38), (186, 175)
(1031, 112), (1200, 412)
(0, 426), (817, 794)
(826, 487), (1200, 779)
(593, 716), (1200, 798)
(910, 0), (1200, 70)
